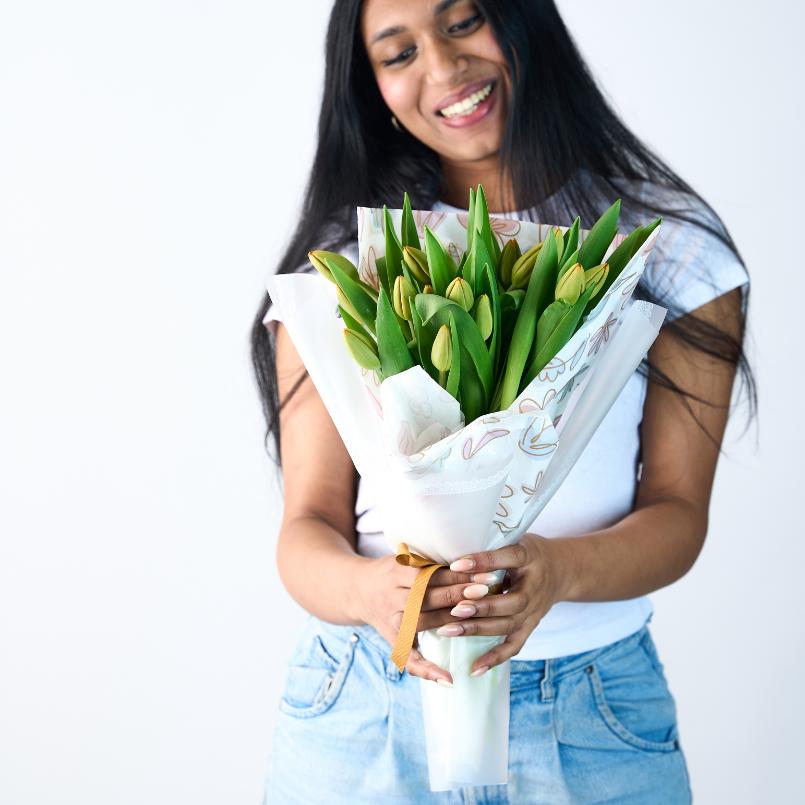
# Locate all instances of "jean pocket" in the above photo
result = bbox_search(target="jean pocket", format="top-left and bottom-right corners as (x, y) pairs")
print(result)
(279, 621), (359, 719)
(583, 635), (679, 753)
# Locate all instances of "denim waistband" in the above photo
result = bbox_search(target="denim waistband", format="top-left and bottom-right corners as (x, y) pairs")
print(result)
(315, 615), (652, 692)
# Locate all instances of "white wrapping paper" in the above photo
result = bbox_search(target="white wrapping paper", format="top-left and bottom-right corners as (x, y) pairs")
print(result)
(266, 206), (666, 792)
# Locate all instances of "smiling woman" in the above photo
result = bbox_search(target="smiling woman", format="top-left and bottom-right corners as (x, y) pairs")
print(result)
(252, 1), (756, 802)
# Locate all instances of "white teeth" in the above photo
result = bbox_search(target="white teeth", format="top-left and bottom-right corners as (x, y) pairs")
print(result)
(439, 82), (493, 118)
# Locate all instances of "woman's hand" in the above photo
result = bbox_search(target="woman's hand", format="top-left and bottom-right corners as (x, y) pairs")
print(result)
(351, 554), (489, 686)
(437, 534), (566, 676)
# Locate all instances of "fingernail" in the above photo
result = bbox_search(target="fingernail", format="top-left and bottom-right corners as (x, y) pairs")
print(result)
(436, 623), (464, 636)
(471, 572), (498, 585)
(450, 558), (475, 572)
(471, 666), (489, 677)
(436, 678), (453, 688)
(462, 583), (489, 599)
(450, 604), (476, 617)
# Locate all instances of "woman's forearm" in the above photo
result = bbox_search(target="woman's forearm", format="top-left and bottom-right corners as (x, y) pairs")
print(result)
(276, 515), (370, 625)
(547, 496), (708, 603)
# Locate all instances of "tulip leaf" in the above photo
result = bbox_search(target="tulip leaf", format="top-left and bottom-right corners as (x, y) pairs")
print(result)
(480, 262), (502, 376)
(424, 226), (453, 297)
(376, 286), (414, 377)
(383, 205), (404, 298)
(497, 231), (558, 409)
(473, 184), (501, 267)
(338, 305), (373, 343)
(579, 199), (621, 269)
(563, 217), (580, 259)
(415, 293), (493, 408)
(446, 312), (461, 398)
(325, 259), (377, 335)
(401, 192), (420, 251)
(409, 301), (438, 382)
(466, 187), (476, 254)
(522, 283), (597, 388)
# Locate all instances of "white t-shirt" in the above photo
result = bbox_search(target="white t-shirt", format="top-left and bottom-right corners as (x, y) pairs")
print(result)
(265, 190), (748, 660)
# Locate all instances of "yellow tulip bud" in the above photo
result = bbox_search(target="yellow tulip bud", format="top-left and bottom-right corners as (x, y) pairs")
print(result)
(583, 263), (609, 297)
(445, 276), (474, 311)
(498, 238), (520, 286)
(393, 275), (416, 321)
(431, 324), (453, 372)
(509, 243), (542, 290)
(402, 246), (431, 286)
(473, 294), (493, 340)
(423, 284), (433, 294)
(308, 249), (359, 283)
(555, 262), (585, 304)
(343, 328), (380, 370)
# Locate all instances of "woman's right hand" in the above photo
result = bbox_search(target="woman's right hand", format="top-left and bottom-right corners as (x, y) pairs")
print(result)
(350, 554), (493, 685)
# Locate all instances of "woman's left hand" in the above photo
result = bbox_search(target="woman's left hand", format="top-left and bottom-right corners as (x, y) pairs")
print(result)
(439, 533), (566, 676)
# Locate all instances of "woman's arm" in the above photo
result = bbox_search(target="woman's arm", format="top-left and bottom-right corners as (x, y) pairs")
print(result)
(436, 287), (745, 673)
(548, 284), (745, 602)
(273, 321), (478, 683)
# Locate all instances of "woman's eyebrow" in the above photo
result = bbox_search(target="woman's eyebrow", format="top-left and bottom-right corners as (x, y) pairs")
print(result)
(369, 0), (462, 45)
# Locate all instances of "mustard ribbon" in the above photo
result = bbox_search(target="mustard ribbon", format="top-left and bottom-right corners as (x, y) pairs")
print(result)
(390, 542), (504, 672)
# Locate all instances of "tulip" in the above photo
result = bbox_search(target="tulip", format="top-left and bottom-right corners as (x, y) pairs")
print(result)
(402, 246), (431, 286)
(343, 328), (380, 370)
(498, 238), (520, 286)
(446, 276), (474, 311)
(431, 324), (453, 372)
(393, 275), (416, 321)
(308, 249), (359, 283)
(473, 294), (493, 340)
(583, 263), (609, 299)
(555, 262), (585, 305)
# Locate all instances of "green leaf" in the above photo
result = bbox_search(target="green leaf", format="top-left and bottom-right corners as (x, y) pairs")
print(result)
(480, 262), (502, 376)
(325, 258), (377, 336)
(522, 283), (597, 387)
(466, 187), (476, 254)
(423, 226), (453, 297)
(383, 205), (404, 298)
(376, 286), (414, 377)
(579, 199), (621, 269)
(473, 184), (501, 267)
(409, 302), (438, 382)
(401, 192), (420, 251)
(563, 217), (580, 259)
(338, 305), (372, 342)
(415, 294), (493, 410)
(446, 312), (461, 398)
(497, 232), (558, 408)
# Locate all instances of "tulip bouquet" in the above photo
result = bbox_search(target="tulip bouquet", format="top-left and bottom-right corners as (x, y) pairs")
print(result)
(266, 186), (667, 791)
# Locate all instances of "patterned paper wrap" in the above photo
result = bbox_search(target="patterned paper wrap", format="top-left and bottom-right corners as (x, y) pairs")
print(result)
(266, 205), (667, 792)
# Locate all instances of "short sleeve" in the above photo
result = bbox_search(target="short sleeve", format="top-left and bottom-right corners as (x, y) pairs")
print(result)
(261, 240), (360, 338)
(626, 185), (749, 322)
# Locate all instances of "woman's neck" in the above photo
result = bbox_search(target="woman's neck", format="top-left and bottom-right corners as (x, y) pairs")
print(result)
(439, 156), (516, 214)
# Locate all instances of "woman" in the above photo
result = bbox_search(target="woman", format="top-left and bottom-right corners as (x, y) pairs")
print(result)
(252, 1), (756, 802)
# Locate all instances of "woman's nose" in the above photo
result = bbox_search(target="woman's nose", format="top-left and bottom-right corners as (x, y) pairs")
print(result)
(421, 37), (467, 85)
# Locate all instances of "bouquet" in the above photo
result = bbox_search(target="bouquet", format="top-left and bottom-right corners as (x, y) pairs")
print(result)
(266, 185), (667, 791)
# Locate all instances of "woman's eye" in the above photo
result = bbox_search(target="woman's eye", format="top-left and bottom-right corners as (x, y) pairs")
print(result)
(447, 12), (484, 34)
(383, 46), (416, 66)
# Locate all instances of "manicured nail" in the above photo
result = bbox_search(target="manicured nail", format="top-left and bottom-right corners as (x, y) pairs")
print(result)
(450, 558), (475, 572)
(471, 666), (489, 678)
(471, 572), (498, 585)
(436, 678), (453, 688)
(450, 604), (476, 617)
(437, 623), (464, 636)
(462, 583), (489, 599)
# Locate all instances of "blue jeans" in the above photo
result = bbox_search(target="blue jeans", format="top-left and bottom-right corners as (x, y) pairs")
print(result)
(263, 613), (692, 804)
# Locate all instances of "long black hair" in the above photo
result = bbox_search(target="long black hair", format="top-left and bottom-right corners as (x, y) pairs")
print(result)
(251, 0), (757, 466)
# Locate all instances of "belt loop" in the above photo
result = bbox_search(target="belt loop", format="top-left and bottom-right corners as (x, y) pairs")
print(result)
(540, 658), (555, 703)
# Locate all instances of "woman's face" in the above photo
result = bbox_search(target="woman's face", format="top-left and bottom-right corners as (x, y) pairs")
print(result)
(360, 0), (510, 165)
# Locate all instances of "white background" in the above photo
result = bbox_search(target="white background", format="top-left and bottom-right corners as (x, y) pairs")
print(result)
(1, 1), (802, 803)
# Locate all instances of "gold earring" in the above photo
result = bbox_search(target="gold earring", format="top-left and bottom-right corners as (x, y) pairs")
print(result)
(391, 114), (402, 131)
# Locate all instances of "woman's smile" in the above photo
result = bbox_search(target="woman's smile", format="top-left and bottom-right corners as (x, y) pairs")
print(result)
(435, 78), (498, 128)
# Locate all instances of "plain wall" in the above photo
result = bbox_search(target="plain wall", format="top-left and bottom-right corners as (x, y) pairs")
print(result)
(1, 1), (802, 803)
